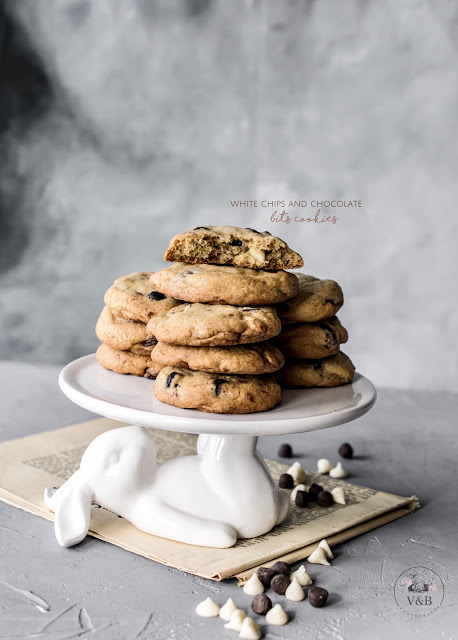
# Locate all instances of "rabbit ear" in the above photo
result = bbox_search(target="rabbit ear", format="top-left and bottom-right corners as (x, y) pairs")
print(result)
(50, 470), (94, 547)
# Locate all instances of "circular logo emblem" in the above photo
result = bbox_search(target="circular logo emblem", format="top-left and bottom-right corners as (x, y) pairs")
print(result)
(394, 567), (444, 616)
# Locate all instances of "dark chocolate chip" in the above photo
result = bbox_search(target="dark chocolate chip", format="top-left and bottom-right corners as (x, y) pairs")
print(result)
(308, 586), (329, 608)
(278, 473), (294, 489)
(278, 443), (293, 458)
(165, 371), (178, 388)
(339, 442), (354, 459)
(317, 490), (334, 507)
(147, 291), (166, 301)
(263, 231), (272, 235)
(230, 238), (243, 247)
(271, 561), (290, 576)
(257, 567), (277, 588)
(308, 483), (324, 501)
(213, 378), (227, 396)
(245, 227), (260, 234)
(295, 490), (309, 508)
(271, 574), (290, 595)
(142, 337), (157, 347)
(312, 361), (322, 371)
(251, 593), (272, 615)
(193, 226), (209, 230)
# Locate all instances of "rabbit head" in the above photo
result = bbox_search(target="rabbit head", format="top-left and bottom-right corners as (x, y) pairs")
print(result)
(45, 426), (157, 547)
(80, 426), (157, 502)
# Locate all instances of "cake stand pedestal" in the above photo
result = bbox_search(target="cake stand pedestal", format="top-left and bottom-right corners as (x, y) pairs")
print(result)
(52, 354), (376, 548)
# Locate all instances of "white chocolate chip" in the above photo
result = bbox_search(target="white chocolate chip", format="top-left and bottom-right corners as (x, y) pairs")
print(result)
(290, 565), (312, 586)
(243, 573), (264, 595)
(196, 597), (220, 617)
(291, 484), (306, 501)
(285, 577), (305, 602)
(329, 462), (348, 478)
(317, 458), (333, 474)
(239, 616), (261, 640)
(248, 247), (266, 266)
(220, 597), (238, 621)
(225, 609), (246, 632)
(286, 461), (307, 485)
(319, 538), (334, 559)
(266, 603), (289, 626)
(307, 547), (331, 566)
(331, 486), (346, 505)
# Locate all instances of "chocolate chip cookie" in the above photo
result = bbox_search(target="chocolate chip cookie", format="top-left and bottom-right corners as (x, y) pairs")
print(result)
(147, 303), (281, 346)
(276, 352), (355, 388)
(277, 274), (344, 323)
(104, 272), (180, 323)
(164, 225), (303, 270)
(274, 316), (348, 359)
(154, 366), (282, 413)
(95, 306), (157, 354)
(149, 264), (299, 306)
(151, 342), (284, 374)
(96, 343), (160, 378)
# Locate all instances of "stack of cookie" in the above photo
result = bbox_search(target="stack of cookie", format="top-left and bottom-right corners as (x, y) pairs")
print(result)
(145, 226), (303, 413)
(95, 272), (180, 378)
(274, 274), (355, 387)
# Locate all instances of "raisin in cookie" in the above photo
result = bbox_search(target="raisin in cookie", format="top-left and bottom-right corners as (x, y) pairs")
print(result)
(274, 316), (348, 359)
(164, 225), (303, 270)
(96, 343), (159, 378)
(95, 306), (157, 354)
(154, 366), (282, 413)
(147, 303), (281, 346)
(150, 264), (299, 306)
(276, 352), (355, 388)
(151, 342), (284, 374)
(104, 272), (180, 323)
(277, 274), (344, 324)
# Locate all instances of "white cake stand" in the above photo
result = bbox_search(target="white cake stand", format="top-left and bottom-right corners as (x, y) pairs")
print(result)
(54, 354), (376, 548)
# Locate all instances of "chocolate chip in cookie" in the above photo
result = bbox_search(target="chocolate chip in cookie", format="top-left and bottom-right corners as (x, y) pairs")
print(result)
(147, 291), (166, 301)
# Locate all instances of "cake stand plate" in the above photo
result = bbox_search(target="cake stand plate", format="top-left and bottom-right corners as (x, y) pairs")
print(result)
(52, 354), (376, 548)
(59, 354), (376, 436)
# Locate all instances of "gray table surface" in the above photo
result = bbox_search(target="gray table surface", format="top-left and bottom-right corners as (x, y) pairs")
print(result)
(0, 361), (457, 640)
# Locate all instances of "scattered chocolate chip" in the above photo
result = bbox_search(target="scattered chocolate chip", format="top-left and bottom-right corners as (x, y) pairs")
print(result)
(230, 238), (243, 246)
(147, 291), (166, 301)
(339, 442), (354, 459)
(142, 337), (157, 347)
(271, 561), (290, 576)
(165, 371), (178, 388)
(295, 490), (309, 508)
(278, 473), (294, 489)
(317, 491), (334, 507)
(308, 586), (329, 608)
(251, 593), (272, 615)
(193, 226), (209, 230)
(312, 361), (322, 371)
(214, 378), (227, 396)
(271, 574), (290, 595)
(278, 443), (293, 458)
(308, 483), (324, 501)
(257, 567), (277, 588)
(245, 227), (260, 233)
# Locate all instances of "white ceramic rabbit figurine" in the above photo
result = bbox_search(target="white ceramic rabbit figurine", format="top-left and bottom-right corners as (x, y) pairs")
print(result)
(45, 426), (289, 549)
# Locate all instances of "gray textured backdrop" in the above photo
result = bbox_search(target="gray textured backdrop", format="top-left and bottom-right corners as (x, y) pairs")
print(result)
(0, 0), (457, 392)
